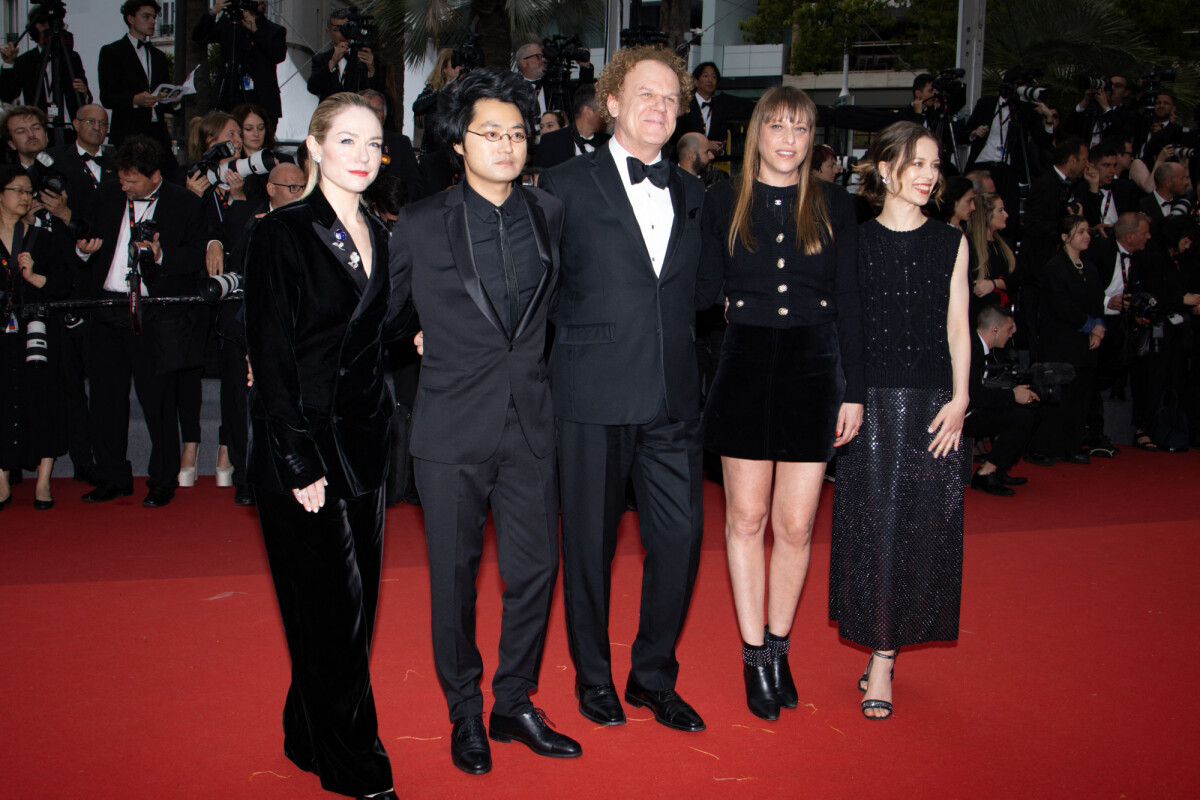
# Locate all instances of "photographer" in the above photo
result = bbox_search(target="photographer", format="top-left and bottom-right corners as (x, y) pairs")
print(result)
(965, 305), (1038, 496)
(1068, 73), (1137, 147)
(1022, 137), (1089, 273)
(1, 105), (75, 230)
(1076, 141), (1138, 234)
(0, 5), (92, 128)
(306, 7), (384, 101)
(192, 0), (286, 126)
(1139, 161), (1191, 232)
(76, 135), (207, 508)
(514, 42), (548, 113)
(533, 83), (609, 169)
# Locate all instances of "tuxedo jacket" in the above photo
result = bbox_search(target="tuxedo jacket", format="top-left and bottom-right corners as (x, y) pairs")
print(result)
(1075, 178), (1141, 228)
(674, 92), (756, 146)
(389, 183), (562, 464)
(539, 142), (722, 425)
(244, 188), (396, 496)
(533, 126), (610, 170)
(46, 143), (116, 226)
(0, 45), (91, 117)
(306, 46), (386, 101)
(192, 13), (287, 121)
(968, 333), (1013, 412)
(97, 36), (174, 149)
(1022, 169), (1077, 271)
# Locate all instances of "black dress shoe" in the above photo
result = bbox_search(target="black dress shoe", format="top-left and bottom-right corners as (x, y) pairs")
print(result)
(625, 676), (706, 732)
(995, 469), (1027, 486)
(1062, 452), (1090, 465)
(575, 682), (625, 725)
(450, 716), (491, 775)
(143, 487), (174, 507)
(234, 487), (256, 506)
(970, 471), (1015, 496)
(743, 662), (780, 721)
(33, 497), (54, 510)
(82, 483), (134, 503)
(357, 791), (398, 800)
(1024, 452), (1057, 467)
(488, 708), (581, 758)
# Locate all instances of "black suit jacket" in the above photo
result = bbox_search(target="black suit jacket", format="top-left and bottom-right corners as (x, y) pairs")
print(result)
(539, 143), (721, 424)
(46, 143), (116, 225)
(1036, 251), (1105, 364)
(192, 12), (287, 121)
(674, 92), (757, 146)
(244, 188), (396, 496)
(1022, 168), (1078, 270)
(381, 131), (425, 201)
(1075, 179), (1140, 228)
(389, 183), (562, 464)
(306, 46), (385, 100)
(533, 126), (610, 170)
(0, 45), (91, 116)
(97, 36), (174, 150)
(964, 96), (1041, 172)
(968, 333), (1013, 411)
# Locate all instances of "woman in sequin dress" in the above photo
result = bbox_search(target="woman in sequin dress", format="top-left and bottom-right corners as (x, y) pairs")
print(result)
(702, 86), (864, 721)
(828, 122), (971, 720)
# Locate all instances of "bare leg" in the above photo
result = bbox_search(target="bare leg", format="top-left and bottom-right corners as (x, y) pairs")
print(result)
(722, 456), (775, 645)
(180, 441), (199, 470)
(765, 461), (826, 637)
(35, 458), (54, 502)
(217, 444), (233, 470)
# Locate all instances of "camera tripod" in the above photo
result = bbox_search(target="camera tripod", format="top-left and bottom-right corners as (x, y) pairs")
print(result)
(29, 22), (89, 148)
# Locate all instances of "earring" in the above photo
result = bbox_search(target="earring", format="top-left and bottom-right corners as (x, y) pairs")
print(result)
(312, 155), (322, 164)
(881, 176), (890, 185)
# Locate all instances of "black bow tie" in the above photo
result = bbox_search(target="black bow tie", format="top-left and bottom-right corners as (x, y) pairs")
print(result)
(699, 99), (711, 109)
(135, 39), (146, 49)
(81, 152), (103, 164)
(627, 157), (670, 189)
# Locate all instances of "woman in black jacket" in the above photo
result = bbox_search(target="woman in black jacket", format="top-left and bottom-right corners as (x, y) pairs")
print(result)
(701, 86), (864, 721)
(243, 93), (399, 800)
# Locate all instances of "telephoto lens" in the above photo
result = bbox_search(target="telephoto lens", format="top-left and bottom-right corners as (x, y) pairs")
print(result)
(25, 318), (48, 366)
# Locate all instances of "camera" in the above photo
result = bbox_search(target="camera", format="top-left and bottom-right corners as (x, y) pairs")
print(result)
(1129, 291), (1168, 324)
(218, 149), (280, 183)
(1076, 76), (1111, 94)
(999, 69), (1046, 104)
(188, 140), (238, 185)
(1141, 67), (1177, 117)
(202, 272), (243, 301)
(982, 362), (1076, 405)
(128, 219), (159, 279)
(541, 34), (591, 116)
(223, 0), (260, 16)
(24, 312), (48, 367)
(338, 11), (378, 56)
(30, 0), (67, 26)
(930, 68), (967, 116)
(28, 152), (68, 198)
(451, 34), (483, 73)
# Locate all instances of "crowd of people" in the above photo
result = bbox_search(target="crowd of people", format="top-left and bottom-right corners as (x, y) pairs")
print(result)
(1, 4), (1197, 798)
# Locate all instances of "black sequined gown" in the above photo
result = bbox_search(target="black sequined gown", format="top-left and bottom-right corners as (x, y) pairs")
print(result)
(829, 219), (967, 649)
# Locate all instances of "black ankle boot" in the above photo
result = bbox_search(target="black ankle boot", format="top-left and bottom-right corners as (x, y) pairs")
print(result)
(765, 629), (798, 709)
(742, 641), (780, 721)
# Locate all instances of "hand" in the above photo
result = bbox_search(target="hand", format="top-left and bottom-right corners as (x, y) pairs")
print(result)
(1078, 90), (1093, 109)
(1107, 293), (1129, 311)
(330, 41), (349, 69)
(77, 237), (103, 254)
(147, 232), (162, 263)
(927, 398), (967, 459)
(206, 241), (225, 276)
(211, 0), (228, 15)
(358, 47), (375, 76)
(1155, 145), (1175, 167)
(972, 278), (993, 298)
(241, 10), (257, 31)
(971, 125), (988, 140)
(1084, 161), (1100, 191)
(71, 78), (88, 95)
(245, 355), (254, 387)
(39, 187), (70, 221)
(292, 477), (327, 513)
(1067, 201), (1083, 217)
(723, 296), (730, 323)
(0, 43), (16, 65)
(1184, 293), (1200, 307)
(1089, 330), (1104, 350)
(1013, 385), (1040, 405)
(1096, 90), (1111, 111)
(17, 252), (34, 279)
(707, 139), (725, 155)
(226, 169), (247, 201)
(133, 91), (159, 107)
(186, 171), (210, 197)
(833, 402), (864, 447)
(413, 330), (423, 356)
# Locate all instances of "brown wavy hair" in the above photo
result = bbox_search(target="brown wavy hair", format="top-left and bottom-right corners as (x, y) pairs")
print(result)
(727, 86), (830, 256)
(854, 120), (944, 207)
(594, 45), (694, 125)
(966, 192), (1015, 280)
(187, 110), (237, 161)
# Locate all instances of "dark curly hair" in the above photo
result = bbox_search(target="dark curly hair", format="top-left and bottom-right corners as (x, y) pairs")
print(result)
(114, 135), (163, 178)
(433, 67), (537, 169)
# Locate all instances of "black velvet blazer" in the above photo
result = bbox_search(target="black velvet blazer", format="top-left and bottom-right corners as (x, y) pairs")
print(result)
(243, 188), (395, 497)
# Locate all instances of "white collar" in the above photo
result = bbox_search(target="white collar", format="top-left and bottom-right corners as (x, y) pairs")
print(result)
(977, 332), (991, 356)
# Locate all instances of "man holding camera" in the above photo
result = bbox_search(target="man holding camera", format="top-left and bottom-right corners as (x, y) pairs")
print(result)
(192, 0), (286, 126)
(1070, 73), (1137, 147)
(2, 105), (76, 231)
(533, 84), (609, 169)
(76, 135), (206, 508)
(0, 5), (92, 132)
(307, 7), (384, 101)
(966, 305), (1038, 496)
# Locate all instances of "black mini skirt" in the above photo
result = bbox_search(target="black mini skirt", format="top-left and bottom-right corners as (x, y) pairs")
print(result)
(703, 322), (845, 462)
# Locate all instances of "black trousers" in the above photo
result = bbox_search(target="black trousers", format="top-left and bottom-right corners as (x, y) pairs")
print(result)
(216, 305), (248, 488)
(86, 311), (179, 491)
(256, 485), (392, 798)
(557, 405), (704, 691)
(1031, 363), (1095, 457)
(57, 315), (95, 475)
(415, 405), (559, 722)
(964, 404), (1037, 470)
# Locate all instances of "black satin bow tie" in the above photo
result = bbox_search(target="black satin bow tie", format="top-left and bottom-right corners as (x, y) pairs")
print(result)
(135, 39), (146, 49)
(627, 157), (670, 189)
(699, 99), (711, 109)
(81, 152), (103, 164)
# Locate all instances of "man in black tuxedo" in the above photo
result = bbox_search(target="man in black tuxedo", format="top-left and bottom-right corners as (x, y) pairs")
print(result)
(97, 1), (178, 172)
(0, 6), (91, 133)
(388, 68), (581, 775)
(46, 105), (115, 222)
(966, 305), (1038, 496)
(539, 46), (723, 733)
(1067, 73), (1137, 147)
(674, 61), (756, 156)
(1076, 141), (1139, 235)
(1139, 161), (1191, 232)
(533, 83), (609, 170)
(1022, 137), (1088, 273)
(76, 135), (206, 508)
(192, 0), (287, 125)
(306, 8), (385, 100)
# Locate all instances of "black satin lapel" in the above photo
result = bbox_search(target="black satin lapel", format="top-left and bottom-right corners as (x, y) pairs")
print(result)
(445, 202), (506, 337)
(510, 190), (553, 342)
(659, 168), (688, 280)
(591, 152), (654, 271)
(311, 221), (366, 293)
(350, 217), (387, 322)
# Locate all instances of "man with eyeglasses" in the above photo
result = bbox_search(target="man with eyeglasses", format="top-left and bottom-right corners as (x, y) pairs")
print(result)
(47, 105), (114, 221)
(1, 105), (75, 229)
(513, 43), (547, 115)
(1069, 73), (1137, 149)
(388, 67), (581, 775)
(306, 8), (385, 102)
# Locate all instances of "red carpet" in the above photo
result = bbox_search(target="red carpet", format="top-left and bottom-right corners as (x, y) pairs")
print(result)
(2, 451), (1198, 798)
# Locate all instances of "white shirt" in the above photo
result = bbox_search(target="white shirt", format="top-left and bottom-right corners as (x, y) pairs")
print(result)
(1103, 243), (1132, 316)
(696, 94), (713, 136)
(609, 137), (673, 277)
(77, 143), (102, 184)
(976, 100), (1010, 164)
(99, 190), (161, 295)
(1099, 186), (1118, 226)
(526, 78), (546, 115)
(1153, 190), (1174, 216)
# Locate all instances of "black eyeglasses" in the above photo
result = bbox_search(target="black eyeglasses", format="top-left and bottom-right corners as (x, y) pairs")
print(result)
(467, 130), (528, 144)
(270, 182), (305, 194)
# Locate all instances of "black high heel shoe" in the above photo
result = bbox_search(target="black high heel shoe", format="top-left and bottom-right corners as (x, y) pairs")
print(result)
(765, 629), (797, 709)
(742, 642), (780, 721)
(859, 650), (896, 720)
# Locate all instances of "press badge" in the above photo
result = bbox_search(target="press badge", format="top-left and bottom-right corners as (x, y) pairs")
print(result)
(242, 76), (255, 91)
(46, 104), (59, 121)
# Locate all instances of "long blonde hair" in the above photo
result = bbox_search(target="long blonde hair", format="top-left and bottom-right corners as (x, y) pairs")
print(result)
(727, 86), (830, 256)
(967, 192), (1015, 280)
(302, 92), (380, 199)
(427, 48), (455, 91)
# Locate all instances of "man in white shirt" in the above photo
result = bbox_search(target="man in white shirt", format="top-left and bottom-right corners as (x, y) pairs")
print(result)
(514, 43), (547, 115)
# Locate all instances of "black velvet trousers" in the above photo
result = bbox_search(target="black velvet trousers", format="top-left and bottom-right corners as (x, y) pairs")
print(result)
(963, 404), (1037, 470)
(216, 305), (249, 489)
(256, 486), (392, 798)
(557, 405), (704, 691)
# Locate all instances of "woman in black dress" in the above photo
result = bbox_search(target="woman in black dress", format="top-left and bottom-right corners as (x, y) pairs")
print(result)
(244, 93), (398, 800)
(0, 165), (72, 510)
(829, 122), (971, 720)
(702, 86), (864, 721)
(966, 192), (1020, 323)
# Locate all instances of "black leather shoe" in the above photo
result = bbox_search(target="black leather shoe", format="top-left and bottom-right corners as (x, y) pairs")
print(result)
(575, 682), (625, 725)
(450, 716), (491, 775)
(357, 791), (398, 800)
(996, 469), (1027, 486)
(234, 487), (256, 506)
(488, 708), (581, 758)
(1062, 452), (1090, 465)
(625, 676), (706, 732)
(143, 487), (174, 507)
(743, 663), (780, 721)
(1024, 452), (1057, 467)
(33, 497), (54, 510)
(82, 483), (134, 503)
(971, 471), (1015, 496)
(765, 631), (798, 709)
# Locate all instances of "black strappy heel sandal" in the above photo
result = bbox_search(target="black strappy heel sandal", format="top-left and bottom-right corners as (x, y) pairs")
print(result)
(859, 650), (896, 720)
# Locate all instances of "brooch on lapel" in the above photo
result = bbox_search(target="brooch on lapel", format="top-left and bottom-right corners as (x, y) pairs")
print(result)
(331, 228), (347, 249)
(348, 251), (361, 270)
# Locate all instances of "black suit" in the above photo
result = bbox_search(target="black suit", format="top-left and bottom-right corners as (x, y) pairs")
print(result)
(963, 333), (1036, 470)
(1076, 179), (1140, 229)
(539, 143), (721, 692)
(80, 180), (207, 492)
(534, 126), (610, 170)
(97, 35), (176, 165)
(306, 45), (385, 100)
(192, 11), (287, 122)
(46, 143), (115, 226)
(1022, 168), (1078, 272)
(675, 92), (756, 146)
(0, 44), (91, 120)
(390, 182), (563, 721)
(243, 188), (396, 797)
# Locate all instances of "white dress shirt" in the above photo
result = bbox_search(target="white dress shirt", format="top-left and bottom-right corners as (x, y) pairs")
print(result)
(1103, 243), (1132, 316)
(976, 99), (1011, 164)
(77, 143), (102, 184)
(100, 192), (161, 295)
(609, 137), (673, 277)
